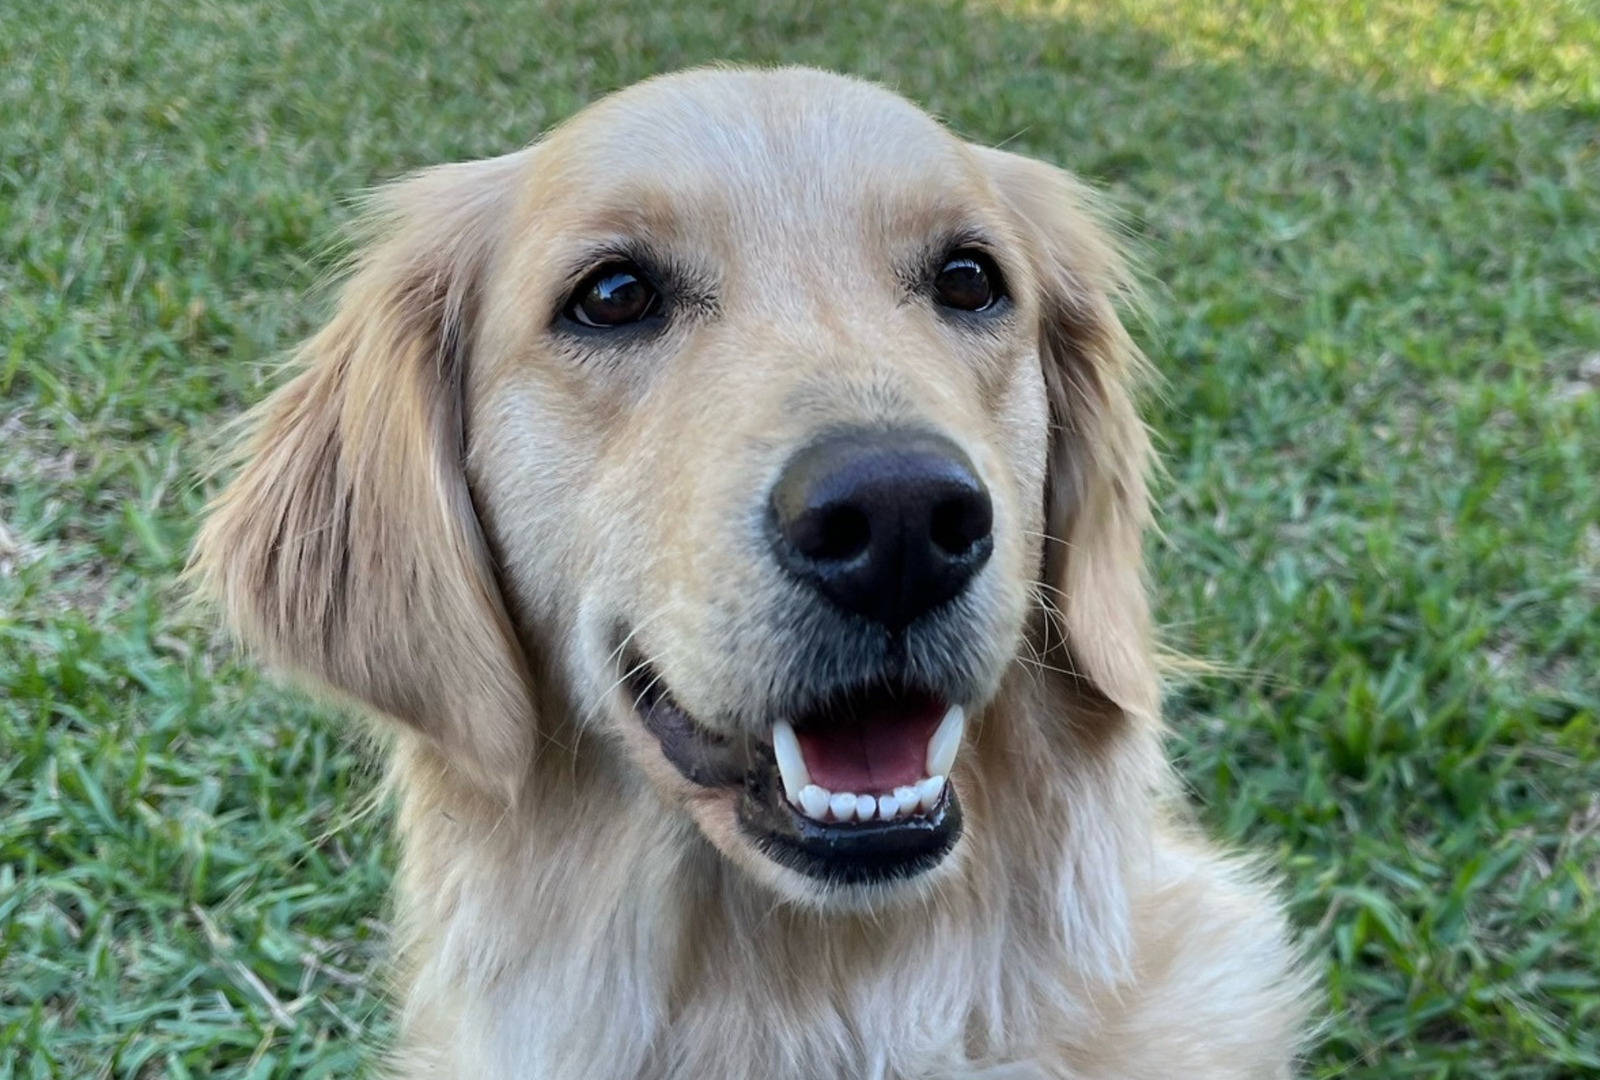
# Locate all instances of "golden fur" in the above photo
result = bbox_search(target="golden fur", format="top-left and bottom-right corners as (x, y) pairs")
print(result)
(192, 67), (1309, 1078)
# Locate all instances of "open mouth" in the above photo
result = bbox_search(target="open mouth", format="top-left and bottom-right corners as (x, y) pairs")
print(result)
(624, 659), (965, 886)
(771, 694), (962, 823)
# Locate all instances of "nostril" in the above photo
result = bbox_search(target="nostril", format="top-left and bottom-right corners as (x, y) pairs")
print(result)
(796, 504), (872, 562)
(929, 493), (992, 557)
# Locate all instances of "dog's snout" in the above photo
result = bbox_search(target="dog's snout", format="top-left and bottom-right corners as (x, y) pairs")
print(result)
(768, 429), (994, 631)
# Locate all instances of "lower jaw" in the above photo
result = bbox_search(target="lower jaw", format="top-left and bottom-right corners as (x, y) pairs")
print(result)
(621, 657), (965, 886)
(736, 766), (962, 886)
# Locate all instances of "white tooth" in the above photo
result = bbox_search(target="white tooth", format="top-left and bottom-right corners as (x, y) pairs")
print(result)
(829, 791), (857, 822)
(916, 775), (946, 812)
(925, 704), (965, 778)
(798, 784), (831, 821)
(856, 794), (877, 821)
(772, 720), (810, 803)
(875, 794), (900, 820)
(893, 785), (919, 811)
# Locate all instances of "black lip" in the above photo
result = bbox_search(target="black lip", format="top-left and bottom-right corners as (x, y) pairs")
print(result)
(737, 762), (962, 886)
(623, 656), (963, 885)
(628, 659), (749, 787)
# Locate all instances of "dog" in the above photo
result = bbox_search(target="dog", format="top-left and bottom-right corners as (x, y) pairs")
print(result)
(191, 66), (1308, 1079)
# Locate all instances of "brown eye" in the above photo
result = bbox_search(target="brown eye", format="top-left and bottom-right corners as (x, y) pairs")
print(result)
(933, 250), (1004, 312)
(565, 262), (662, 327)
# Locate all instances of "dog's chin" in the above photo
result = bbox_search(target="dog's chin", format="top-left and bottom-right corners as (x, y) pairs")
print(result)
(683, 785), (967, 912)
(619, 657), (969, 902)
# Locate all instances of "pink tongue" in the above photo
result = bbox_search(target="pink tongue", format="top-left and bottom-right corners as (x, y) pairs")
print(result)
(794, 699), (942, 794)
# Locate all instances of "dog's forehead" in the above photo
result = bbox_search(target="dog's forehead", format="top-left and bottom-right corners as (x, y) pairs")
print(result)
(527, 68), (985, 227)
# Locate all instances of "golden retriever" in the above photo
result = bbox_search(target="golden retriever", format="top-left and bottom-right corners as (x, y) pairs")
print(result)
(191, 67), (1308, 1079)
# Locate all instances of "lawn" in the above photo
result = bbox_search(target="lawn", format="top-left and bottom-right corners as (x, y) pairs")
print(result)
(2, 0), (1597, 1076)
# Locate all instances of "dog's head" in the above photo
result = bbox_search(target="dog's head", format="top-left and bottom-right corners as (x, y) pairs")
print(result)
(193, 67), (1157, 907)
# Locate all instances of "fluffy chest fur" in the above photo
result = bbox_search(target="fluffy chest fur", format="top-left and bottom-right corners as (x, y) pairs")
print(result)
(386, 687), (1303, 1080)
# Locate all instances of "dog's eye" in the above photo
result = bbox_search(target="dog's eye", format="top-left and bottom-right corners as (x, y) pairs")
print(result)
(933, 250), (1004, 312)
(565, 262), (662, 328)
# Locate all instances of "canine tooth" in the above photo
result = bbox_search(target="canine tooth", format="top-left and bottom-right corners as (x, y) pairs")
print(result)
(798, 784), (831, 821)
(893, 785), (918, 811)
(856, 794), (877, 821)
(925, 704), (965, 778)
(876, 794), (900, 820)
(916, 775), (946, 813)
(772, 720), (810, 803)
(829, 791), (857, 822)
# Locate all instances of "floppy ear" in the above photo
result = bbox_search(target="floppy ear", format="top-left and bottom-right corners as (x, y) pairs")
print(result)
(976, 147), (1161, 721)
(191, 151), (536, 800)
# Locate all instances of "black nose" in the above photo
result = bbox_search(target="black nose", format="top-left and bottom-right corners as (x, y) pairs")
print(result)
(768, 429), (994, 632)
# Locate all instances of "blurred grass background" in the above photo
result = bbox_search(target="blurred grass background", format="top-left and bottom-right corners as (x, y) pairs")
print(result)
(2, 0), (1597, 1076)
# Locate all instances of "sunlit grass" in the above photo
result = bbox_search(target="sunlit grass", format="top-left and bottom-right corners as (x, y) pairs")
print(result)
(1001, 0), (1600, 109)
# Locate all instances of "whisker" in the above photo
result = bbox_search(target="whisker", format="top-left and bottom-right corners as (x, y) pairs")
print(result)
(583, 600), (687, 724)
(1014, 654), (1082, 679)
(1019, 528), (1073, 549)
(1029, 578), (1073, 601)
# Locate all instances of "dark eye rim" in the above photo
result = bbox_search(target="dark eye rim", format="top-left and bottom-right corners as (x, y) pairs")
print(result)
(560, 259), (666, 330)
(931, 247), (1009, 314)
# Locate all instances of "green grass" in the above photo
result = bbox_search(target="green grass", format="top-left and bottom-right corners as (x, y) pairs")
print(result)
(2, 0), (1596, 1075)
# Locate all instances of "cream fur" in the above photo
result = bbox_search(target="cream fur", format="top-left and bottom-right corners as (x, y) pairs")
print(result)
(191, 66), (1310, 1079)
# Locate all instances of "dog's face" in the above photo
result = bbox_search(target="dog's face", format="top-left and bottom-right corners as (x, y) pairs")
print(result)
(470, 72), (1051, 897)
(194, 68), (1158, 908)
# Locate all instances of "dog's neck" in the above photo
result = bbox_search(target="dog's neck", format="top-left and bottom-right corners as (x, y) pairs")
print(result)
(383, 673), (1161, 1079)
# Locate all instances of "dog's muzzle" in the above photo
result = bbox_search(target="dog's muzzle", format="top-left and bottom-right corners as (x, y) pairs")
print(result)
(619, 427), (996, 886)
